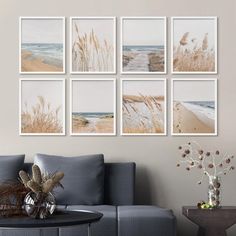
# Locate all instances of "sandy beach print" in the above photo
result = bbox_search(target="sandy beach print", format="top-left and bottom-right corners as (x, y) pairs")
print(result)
(72, 112), (114, 133)
(172, 79), (217, 135)
(71, 79), (115, 135)
(172, 17), (217, 73)
(122, 79), (166, 134)
(20, 18), (64, 73)
(122, 18), (166, 73)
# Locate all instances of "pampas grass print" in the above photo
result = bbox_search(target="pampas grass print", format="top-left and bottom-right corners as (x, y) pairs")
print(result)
(173, 32), (215, 72)
(72, 22), (114, 72)
(21, 96), (62, 133)
(123, 94), (164, 133)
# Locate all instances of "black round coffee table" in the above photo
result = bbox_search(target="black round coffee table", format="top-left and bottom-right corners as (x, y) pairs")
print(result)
(0, 210), (103, 236)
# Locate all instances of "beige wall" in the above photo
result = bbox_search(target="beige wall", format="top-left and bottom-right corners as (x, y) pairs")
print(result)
(0, 0), (236, 235)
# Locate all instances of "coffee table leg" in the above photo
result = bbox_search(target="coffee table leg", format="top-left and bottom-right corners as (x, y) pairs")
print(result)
(87, 223), (91, 236)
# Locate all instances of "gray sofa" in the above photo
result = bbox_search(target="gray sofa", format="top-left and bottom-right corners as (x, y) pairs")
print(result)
(0, 154), (176, 236)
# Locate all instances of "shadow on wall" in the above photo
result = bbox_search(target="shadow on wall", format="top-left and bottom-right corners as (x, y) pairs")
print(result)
(135, 166), (154, 205)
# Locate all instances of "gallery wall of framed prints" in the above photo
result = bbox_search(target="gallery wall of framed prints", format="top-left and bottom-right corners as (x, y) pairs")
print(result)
(18, 16), (218, 136)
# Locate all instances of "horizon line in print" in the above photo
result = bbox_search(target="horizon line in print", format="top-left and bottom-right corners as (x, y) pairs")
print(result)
(121, 79), (166, 135)
(71, 79), (116, 135)
(121, 17), (166, 74)
(20, 17), (65, 74)
(172, 17), (217, 74)
(172, 79), (217, 136)
(71, 17), (116, 74)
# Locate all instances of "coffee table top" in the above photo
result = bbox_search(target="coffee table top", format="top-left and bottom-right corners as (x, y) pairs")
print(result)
(0, 210), (103, 228)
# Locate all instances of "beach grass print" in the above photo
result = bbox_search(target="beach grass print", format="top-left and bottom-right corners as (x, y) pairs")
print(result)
(121, 17), (166, 74)
(121, 79), (166, 135)
(20, 79), (65, 135)
(172, 17), (217, 74)
(71, 79), (116, 135)
(71, 17), (116, 73)
(172, 79), (217, 136)
(20, 17), (65, 74)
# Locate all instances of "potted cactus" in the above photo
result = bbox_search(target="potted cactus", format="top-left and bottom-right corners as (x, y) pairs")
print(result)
(19, 165), (64, 219)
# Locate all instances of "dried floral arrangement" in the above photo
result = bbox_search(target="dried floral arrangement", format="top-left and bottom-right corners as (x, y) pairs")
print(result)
(0, 181), (29, 217)
(19, 165), (64, 194)
(176, 141), (235, 182)
(176, 141), (235, 208)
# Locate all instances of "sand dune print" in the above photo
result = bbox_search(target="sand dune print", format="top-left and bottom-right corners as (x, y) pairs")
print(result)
(172, 17), (217, 73)
(122, 18), (166, 73)
(122, 80), (166, 134)
(20, 18), (64, 73)
(172, 79), (217, 135)
(71, 80), (115, 135)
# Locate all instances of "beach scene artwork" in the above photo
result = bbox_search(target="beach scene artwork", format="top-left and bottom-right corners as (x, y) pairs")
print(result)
(172, 79), (217, 135)
(20, 17), (65, 73)
(71, 17), (115, 73)
(172, 17), (217, 73)
(122, 79), (166, 135)
(71, 79), (115, 135)
(122, 17), (166, 74)
(20, 79), (65, 135)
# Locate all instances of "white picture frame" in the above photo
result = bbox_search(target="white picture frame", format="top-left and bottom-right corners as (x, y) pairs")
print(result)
(171, 78), (218, 136)
(19, 17), (66, 74)
(19, 78), (66, 136)
(120, 16), (167, 74)
(171, 16), (218, 74)
(70, 78), (116, 136)
(70, 17), (116, 74)
(120, 78), (167, 136)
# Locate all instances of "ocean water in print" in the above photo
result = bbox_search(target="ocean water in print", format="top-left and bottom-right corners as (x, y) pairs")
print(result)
(183, 101), (215, 120)
(22, 43), (63, 68)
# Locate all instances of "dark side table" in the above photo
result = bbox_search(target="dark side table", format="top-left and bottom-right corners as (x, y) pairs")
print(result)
(183, 206), (236, 236)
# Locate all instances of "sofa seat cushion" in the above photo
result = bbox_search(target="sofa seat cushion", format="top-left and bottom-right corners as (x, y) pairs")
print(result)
(59, 205), (116, 236)
(0, 155), (25, 181)
(34, 153), (105, 205)
(118, 206), (176, 236)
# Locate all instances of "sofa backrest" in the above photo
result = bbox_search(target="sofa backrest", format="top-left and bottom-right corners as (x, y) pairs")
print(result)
(23, 162), (136, 206)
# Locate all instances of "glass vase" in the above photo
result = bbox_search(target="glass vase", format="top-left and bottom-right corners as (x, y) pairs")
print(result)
(24, 191), (56, 219)
(208, 175), (221, 208)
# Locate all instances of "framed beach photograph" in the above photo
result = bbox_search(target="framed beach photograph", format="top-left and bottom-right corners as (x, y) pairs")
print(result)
(20, 17), (65, 74)
(19, 78), (65, 135)
(121, 17), (166, 74)
(70, 79), (116, 135)
(70, 17), (116, 74)
(171, 17), (217, 74)
(171, 79), (217, 136)
(121, 78), (166, 135)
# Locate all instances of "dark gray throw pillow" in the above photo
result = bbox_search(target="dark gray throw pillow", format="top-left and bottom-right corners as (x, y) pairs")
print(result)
(0, 155), (25, 182)
(34, 153), (105, 205)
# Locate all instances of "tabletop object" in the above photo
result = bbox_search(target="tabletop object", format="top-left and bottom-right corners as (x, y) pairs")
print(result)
(0, 210), (103, 236)
(182, 206), (236, 236)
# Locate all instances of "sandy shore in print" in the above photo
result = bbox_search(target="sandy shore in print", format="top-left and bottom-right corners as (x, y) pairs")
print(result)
(173, 101), (215, 134)
(21, 50), (63, 72)
(123, 95), (164, 133)
(72, 113), (114, 133)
